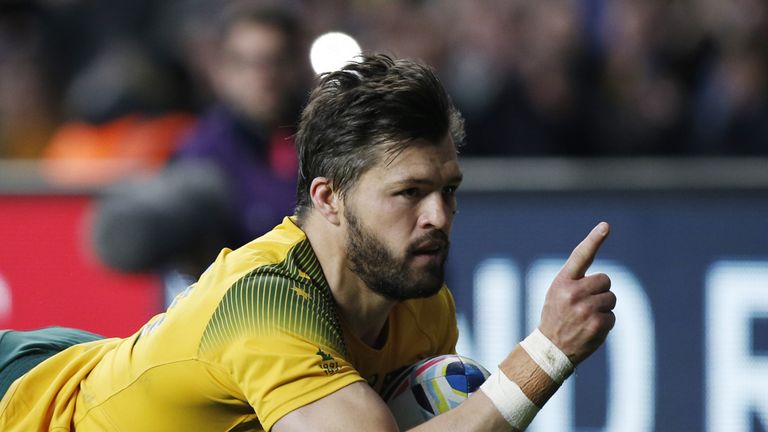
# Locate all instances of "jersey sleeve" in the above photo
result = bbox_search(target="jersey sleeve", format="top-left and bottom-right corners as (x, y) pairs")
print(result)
(197, 270), (365, 431)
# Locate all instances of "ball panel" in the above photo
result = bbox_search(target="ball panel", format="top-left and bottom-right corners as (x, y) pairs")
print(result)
(445, 361), (466, 376)
(445, 373), (470, 394)
(412, 383), (435, 414)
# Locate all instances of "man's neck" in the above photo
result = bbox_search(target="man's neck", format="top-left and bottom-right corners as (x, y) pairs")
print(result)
(300, 213), (396, 348)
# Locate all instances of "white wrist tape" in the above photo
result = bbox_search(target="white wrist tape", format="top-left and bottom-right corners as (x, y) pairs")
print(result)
(519, 328), (574, 384)
(480, 368), (539, 430)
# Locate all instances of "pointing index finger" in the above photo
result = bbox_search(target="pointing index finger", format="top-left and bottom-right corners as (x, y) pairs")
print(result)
(559, 222), (610, 280)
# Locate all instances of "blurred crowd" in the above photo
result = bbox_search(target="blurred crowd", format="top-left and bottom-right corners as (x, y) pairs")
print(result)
(1, 0), (768, 164)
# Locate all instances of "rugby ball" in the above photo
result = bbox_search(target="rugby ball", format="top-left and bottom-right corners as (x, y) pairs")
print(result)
(384, 354), (490, 429)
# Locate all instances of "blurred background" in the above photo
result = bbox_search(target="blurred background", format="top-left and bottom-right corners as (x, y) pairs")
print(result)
(2, 0), (768, 160)
(1, 1), (767, 431)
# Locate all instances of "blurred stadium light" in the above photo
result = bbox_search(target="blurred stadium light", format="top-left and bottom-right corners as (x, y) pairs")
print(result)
(309, 32), (362, 75)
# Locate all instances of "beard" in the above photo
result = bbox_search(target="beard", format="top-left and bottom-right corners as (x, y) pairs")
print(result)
(345, 207), (449, 302)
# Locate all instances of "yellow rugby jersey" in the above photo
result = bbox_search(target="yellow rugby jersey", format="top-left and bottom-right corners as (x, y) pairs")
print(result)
(0, 217), (458, 431)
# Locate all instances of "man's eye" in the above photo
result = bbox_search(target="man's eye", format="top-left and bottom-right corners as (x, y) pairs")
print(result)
(444, 186), (458, 196)
(399, 188), (420, 198)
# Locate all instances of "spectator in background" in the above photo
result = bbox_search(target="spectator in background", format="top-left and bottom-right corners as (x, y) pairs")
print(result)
(589, 0), (689, 155)
(174, 1), (308, 247)
(0, 3), (59, 159)
(690, 0), (768, 155)
(92, 2), (310, 298)
(1, 0), (198, 164)
(446, 0), (597, 156)
(693, 42), (768, 155)
(41, 40), (196, 185)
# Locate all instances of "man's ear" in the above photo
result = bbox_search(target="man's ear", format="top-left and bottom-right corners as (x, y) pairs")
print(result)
(309, 177), (341, 225)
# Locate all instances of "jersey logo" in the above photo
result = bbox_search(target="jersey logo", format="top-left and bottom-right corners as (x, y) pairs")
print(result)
(290, 286), (312, 301)
(316, 348), (340, 375)
(298, 270), (311, 281)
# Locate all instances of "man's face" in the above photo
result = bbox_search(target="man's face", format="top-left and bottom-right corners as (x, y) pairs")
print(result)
(342, 136), (463, 301)
(215, 21), (293, 126)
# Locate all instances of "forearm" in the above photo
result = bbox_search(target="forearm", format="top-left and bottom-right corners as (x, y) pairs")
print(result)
(411, 330), (570, 432)
(407, 388), (515, 432)
(498, 335), (569, 410)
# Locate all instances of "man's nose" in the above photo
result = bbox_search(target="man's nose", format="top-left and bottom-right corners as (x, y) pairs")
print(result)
(417, 192), (453, 230)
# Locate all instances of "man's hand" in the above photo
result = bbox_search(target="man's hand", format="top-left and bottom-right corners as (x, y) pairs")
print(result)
(538, 222), (616, 365)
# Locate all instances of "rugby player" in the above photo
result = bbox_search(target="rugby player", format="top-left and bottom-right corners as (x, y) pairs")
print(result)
(0, 54), (615, 431)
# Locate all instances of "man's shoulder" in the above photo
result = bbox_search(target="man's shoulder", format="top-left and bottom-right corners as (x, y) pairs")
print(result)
(231, 219), (333, 315)
(192, 217), (316, 319)
(224, 217), (307, 270)
(199, 218), (345, 356)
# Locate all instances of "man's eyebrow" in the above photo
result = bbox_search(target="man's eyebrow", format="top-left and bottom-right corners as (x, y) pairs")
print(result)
(388, 173), (464, 187)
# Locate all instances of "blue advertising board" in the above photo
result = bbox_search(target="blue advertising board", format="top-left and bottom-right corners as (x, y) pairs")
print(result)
(447, 190), (768, 432)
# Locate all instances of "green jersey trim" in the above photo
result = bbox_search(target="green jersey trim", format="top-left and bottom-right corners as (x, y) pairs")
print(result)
(199, 240), (347, 357)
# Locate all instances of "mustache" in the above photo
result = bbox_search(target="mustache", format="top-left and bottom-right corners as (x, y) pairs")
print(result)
(408, 230), (450, 254)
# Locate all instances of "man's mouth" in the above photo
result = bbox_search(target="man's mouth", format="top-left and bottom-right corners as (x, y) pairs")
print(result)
(414, 245), (443, 255)
(410, 231), (449, 255)
(411, 241), (448, 257)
